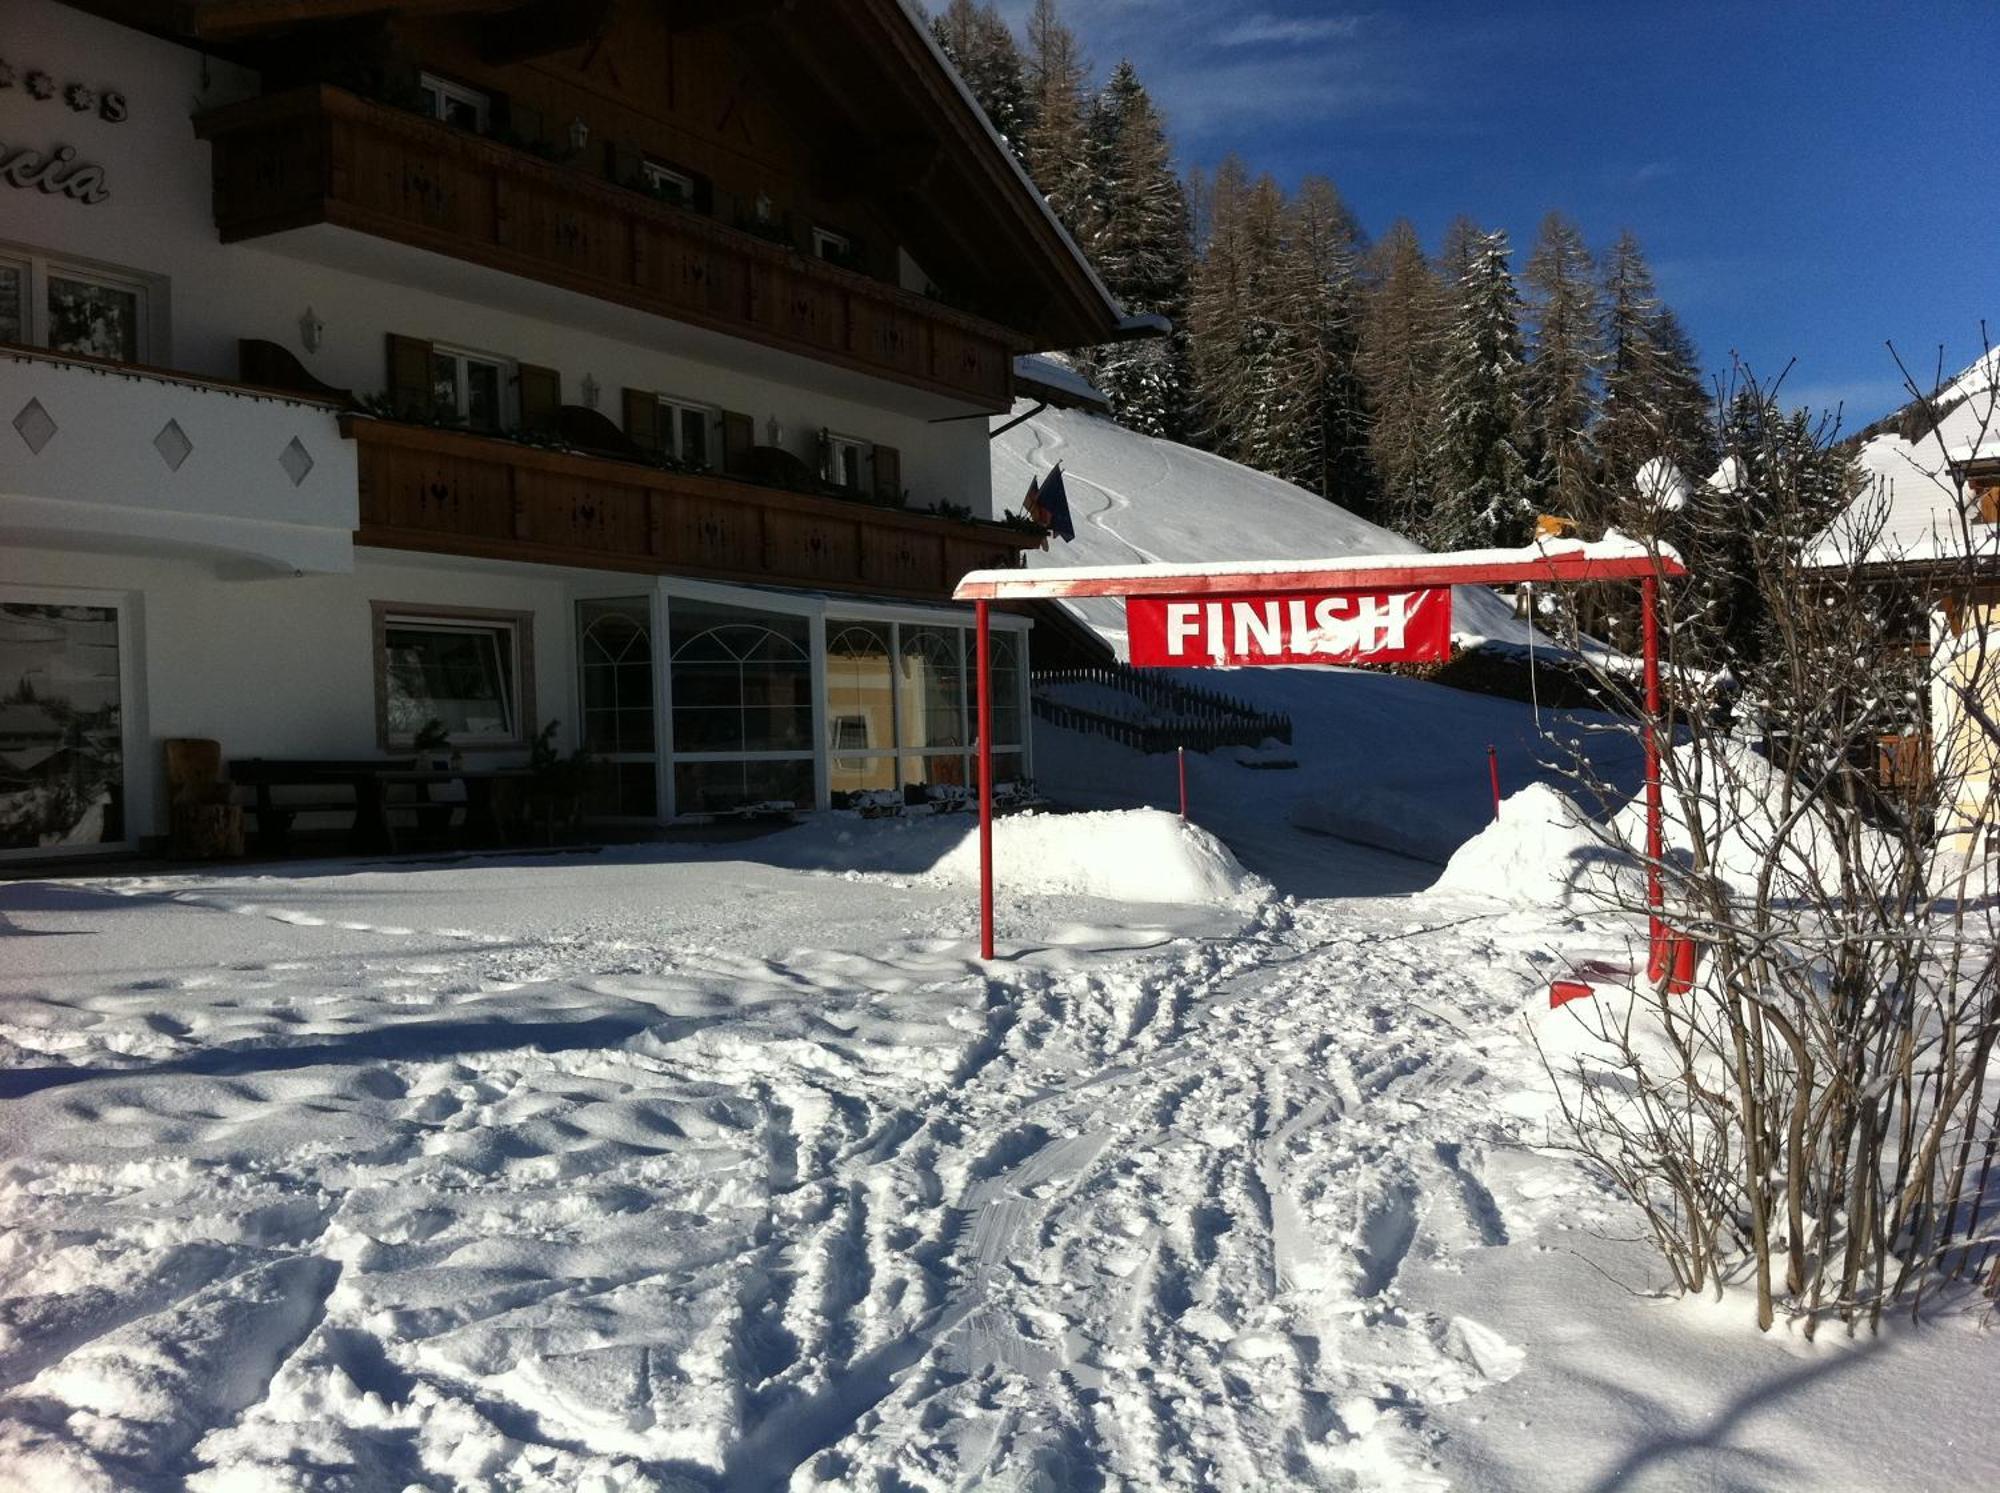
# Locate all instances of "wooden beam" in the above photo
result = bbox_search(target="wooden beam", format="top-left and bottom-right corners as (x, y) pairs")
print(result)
(476, 0), (615, 65)
(662, 0), (793, 34)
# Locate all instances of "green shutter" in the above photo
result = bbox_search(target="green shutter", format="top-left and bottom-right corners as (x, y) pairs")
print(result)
(517, 363), (560, 434)
(623, 387), (662, 453)
(386, 333), (435, 419)
(721, 410), (755, 475)
(871, 443), (901, 504)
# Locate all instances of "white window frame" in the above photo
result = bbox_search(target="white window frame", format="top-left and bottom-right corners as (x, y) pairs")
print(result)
(812, 227), (853, 263)
(430, 344), (514, 432)
(822, 431), (872, 492)
(418, 72), (491, 132)
(658, 394), (720, 470)
(642, 160), (696, 205)
(374, 605), (533, 751)
(0, 240), (165, 364)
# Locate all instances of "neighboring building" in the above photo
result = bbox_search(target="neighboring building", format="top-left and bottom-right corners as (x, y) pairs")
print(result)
(0, 0), (1156, 856)
(1806, 351), (2000, 855)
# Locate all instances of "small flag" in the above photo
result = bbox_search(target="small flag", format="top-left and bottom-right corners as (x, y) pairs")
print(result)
(1023, 474), (1045, 528)
(1037, 463), (1076, 542)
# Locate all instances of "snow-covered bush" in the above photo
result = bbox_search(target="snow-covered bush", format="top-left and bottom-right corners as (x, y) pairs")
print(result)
(1533, 361), (1999, 1333)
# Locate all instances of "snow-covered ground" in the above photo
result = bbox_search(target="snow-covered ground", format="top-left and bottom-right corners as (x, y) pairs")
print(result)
(4, 744), (1996, 1489)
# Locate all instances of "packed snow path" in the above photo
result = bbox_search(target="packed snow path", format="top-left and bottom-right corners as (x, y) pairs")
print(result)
(2, 839), (1994, 1490)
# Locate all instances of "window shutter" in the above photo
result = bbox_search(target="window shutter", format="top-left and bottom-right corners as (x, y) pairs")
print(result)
(622, 387), (662, 454)
(721, 410), (755, 475)
(607, 140), (642, 188)
(517, 363), (560, 434)
(386, 333), (435, 419)
(692, 172), (715, 214)
(486, 88), (511, 138)
(871, 443), (901, 504)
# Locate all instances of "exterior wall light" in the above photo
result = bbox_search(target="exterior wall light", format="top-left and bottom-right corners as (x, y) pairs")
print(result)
(298, 307), (325, 353)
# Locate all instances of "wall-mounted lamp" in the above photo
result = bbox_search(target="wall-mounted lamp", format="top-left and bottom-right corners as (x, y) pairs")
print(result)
(765, 415), (784, 447)
(754, 191), (774, 224)
(298, 307), (325, 354)
(580, 373), (601, 410)
(568, 115), (590, 155)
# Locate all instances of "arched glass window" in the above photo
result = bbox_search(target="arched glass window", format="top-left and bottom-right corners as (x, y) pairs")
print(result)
(669, 600), (814, 814)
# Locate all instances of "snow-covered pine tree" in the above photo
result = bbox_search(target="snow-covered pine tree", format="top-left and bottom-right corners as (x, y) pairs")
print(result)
(929, 1), (1031, 162)
(1523, 212), (1604, 529)
(1265, 175), (1372, 511)
(1645, 304), (1720, 491)
(1021, 0), (1097, 245)
(1081, 60), (1193, 439)
(1433, 228), (1534, 548)
(1357, 219), (1449, 541)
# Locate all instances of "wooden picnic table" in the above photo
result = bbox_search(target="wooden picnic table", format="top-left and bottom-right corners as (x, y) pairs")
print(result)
(228, 759), (536, 854)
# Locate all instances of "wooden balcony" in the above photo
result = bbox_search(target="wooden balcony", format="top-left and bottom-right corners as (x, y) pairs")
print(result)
(194, 86), (1018, 411)
(345, 417), (1035, 600)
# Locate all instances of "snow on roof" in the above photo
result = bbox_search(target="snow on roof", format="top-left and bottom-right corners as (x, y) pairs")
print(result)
(1013, 354), (1111, 412)
(986, 403), (1602, 654)
(956, 534), (1680, 598)
(1806, 351), (2000, 571)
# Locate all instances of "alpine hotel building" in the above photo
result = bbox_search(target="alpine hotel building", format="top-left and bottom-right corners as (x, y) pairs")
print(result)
(0, 0), (1153, 858)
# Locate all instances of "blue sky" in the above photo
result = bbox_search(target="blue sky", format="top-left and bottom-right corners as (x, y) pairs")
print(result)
(997, 1), (1997, 425)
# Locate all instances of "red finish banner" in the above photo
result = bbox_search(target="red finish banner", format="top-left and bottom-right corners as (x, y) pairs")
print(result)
(1126, 587), (1453, 667)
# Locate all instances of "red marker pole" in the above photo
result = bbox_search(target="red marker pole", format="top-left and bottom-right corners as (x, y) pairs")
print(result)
(1642, 575), (1663, 950)
(1178, 745), (1188, 823)
(975, 599), (995, 961)
(1487, 744), (1502, 820)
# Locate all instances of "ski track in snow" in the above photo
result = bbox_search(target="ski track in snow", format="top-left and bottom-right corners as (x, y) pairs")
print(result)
(0, 863), (1564, 1492)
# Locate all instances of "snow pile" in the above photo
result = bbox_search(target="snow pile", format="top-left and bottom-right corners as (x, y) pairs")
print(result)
(932, 808), (1268, 906)
(1433, 781), (1628, 907)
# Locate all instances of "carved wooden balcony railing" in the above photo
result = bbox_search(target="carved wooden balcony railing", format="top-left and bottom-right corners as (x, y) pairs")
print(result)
(344, 417), (1035, 600)
(196, 86), (1018, 411)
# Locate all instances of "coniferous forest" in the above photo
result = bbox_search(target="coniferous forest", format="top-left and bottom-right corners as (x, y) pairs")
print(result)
(930, 0), (1847, 598)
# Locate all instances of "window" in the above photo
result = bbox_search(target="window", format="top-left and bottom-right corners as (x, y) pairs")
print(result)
(812, 227), (853, 263)
(827, 622), (896, 795)
(668, 600), (814, 814)
(419, 73), (490, 133)
(0, 597), (128, 855)
(374, 606), (531, 748)
(579, 598), (658, 819)
(641, 160), (696, 205)
(0, 244), (157, 362)
(430, 346), (511, 433)
(822, 432), (871, 492)
(659, 396), (718, 470)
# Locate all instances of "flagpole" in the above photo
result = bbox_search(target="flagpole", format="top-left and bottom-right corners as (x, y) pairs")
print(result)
(976, 598), (995, 961)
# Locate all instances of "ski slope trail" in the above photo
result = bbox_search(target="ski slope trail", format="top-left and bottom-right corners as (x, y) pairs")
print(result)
(781, 895), (1534, 1491)
(0, 851), (1545, 1492)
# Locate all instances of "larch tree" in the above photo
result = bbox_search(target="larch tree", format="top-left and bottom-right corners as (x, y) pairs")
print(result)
(1595, 230), (1716, 528)
(1523, 211), (1604, 528)
(1268, 175), (1372, 510)
(1021, 0), (1096, 244)
(1434, 228), (1535, 548)
(928, 1), (1031, 162)
(1357, 219), (1449, 540)
(1082, 59), (1193, 439)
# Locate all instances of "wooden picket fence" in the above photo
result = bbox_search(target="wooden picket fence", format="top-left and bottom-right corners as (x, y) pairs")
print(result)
(1030, 661), (1292, 755)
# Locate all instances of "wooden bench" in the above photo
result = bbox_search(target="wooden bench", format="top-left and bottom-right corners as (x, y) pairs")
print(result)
(228, 758), (415, 853)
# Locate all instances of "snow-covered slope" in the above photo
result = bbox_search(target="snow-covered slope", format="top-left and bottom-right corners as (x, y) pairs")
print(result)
(991, 403), (1544, 656)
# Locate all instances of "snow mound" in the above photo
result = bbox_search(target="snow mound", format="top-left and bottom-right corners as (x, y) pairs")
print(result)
(933, 808), (1268, 906)
(1433, 782), (1628, 907)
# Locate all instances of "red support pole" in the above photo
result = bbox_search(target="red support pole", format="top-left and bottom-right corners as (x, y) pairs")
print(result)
(1487, 744), (1502, 820)
(975, 599), (995, 961)
(1178, 745), (1188, 823)
(1642, 574), (1663, 948)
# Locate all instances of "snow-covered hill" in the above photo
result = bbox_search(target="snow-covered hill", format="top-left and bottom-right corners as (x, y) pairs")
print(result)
(991, 402), (1544, 657)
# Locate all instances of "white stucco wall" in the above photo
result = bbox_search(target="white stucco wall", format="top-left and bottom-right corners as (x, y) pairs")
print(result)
(1, 544), (586, 846)
(2, 0), (996, 517)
